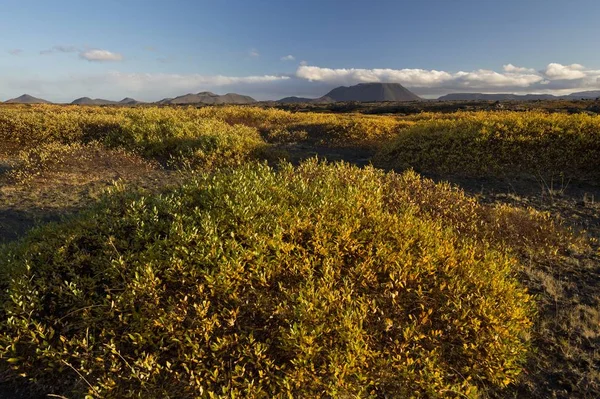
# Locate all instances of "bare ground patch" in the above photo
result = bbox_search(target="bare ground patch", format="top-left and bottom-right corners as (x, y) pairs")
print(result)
(0, 144), (179, 244)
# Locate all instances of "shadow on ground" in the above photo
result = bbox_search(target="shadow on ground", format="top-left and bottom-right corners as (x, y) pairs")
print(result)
(0, 208), (71, 244)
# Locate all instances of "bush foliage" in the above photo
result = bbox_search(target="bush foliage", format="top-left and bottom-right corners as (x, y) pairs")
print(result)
(0, 106), (269, 169)
(3, 105), (600, 180)
(0, 160), (542, 398)
(375, 111), (600, 180)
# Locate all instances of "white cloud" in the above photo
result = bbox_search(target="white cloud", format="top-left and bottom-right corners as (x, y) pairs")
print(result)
(280, 55), (295, 61)
(40, 45), (124, 63)
(8, 49), (23, 56)
(248, 49), (259, 58)
(40, 45), (79, 55)
(454, 69), (544, 87)
(299, 60), (308, 66)
(544, 63), (587, 80)
(503, 64), (537, 73)
(296, 66), (453, 86)
(79, 49), (123, 62)
(296, 65), (543, 88)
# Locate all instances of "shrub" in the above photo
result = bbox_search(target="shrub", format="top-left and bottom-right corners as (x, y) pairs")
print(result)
(375, 111), (600, 180)
(0, 160), (535, 398)
(0, 106), (270, 169)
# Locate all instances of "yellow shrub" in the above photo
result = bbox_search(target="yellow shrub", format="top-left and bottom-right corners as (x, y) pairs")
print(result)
(376, 111), (600, 180)
(0, 161), (539, 398)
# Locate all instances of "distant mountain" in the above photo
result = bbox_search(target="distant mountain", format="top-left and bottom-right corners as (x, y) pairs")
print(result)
(276, 96), (335, 104)
(119, 97), (143, 105)
(157, 98), (174, 105)
(277, 96), (316, 103)
(71, 97), (118, 105)
(160, 91), (256, 105)
(438, 91), (600, 101)
(567, 90), (600, 99)
(4, 94), (51, 104)
(437, 93), (556, 101)
(324, 83), (422, 102)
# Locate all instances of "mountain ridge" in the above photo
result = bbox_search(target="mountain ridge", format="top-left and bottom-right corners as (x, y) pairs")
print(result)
(3, 88), (600, 105)
(437, 91), (600, 101)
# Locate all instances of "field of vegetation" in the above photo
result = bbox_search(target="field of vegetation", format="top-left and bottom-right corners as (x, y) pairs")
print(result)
(0, 104), (598, 398)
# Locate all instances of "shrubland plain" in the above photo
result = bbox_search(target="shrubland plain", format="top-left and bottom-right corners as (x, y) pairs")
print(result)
(0, 103), (599, 398)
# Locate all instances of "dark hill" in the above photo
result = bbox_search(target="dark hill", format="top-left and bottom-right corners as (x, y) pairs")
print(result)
(324, 83), (421, 102)
(161, 92), (256, 105)
(277, 96), (335, 104)
(119, 97), (142, 105)
(71, 97), (118, 105)
(5, 94), (51, 104)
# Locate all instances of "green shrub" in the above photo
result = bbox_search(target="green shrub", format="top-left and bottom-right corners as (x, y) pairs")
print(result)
(0, 160), (535, 398)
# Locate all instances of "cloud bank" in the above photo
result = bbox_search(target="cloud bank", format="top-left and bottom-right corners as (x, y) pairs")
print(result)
(295, 65), (545, 88)
(294, 63), (600, 96)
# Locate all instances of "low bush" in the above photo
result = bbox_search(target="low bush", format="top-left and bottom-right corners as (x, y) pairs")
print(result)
(0, 160), (541, 398)
(0, 106), (269, 169)
(375, 111), (600, 181)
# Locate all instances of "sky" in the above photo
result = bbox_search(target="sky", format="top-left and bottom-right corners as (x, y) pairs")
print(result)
(2, 0), (600, 102)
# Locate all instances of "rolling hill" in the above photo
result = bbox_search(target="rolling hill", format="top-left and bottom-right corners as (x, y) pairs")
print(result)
(4, 94), (51, 104)
(119, 97), (143, 105)
(160, 92), (256, 105)
(71, 97), (118, 105)
(276, 96), (334, 104)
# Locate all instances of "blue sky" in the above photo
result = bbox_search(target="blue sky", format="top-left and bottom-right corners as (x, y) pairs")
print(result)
(2, 0), (600, 101)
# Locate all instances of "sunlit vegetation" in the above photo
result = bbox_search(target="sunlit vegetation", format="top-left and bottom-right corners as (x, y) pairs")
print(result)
(375, 111), (600, 180)
(1, 160), (582, 398)
(0, 104), (598, 398)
